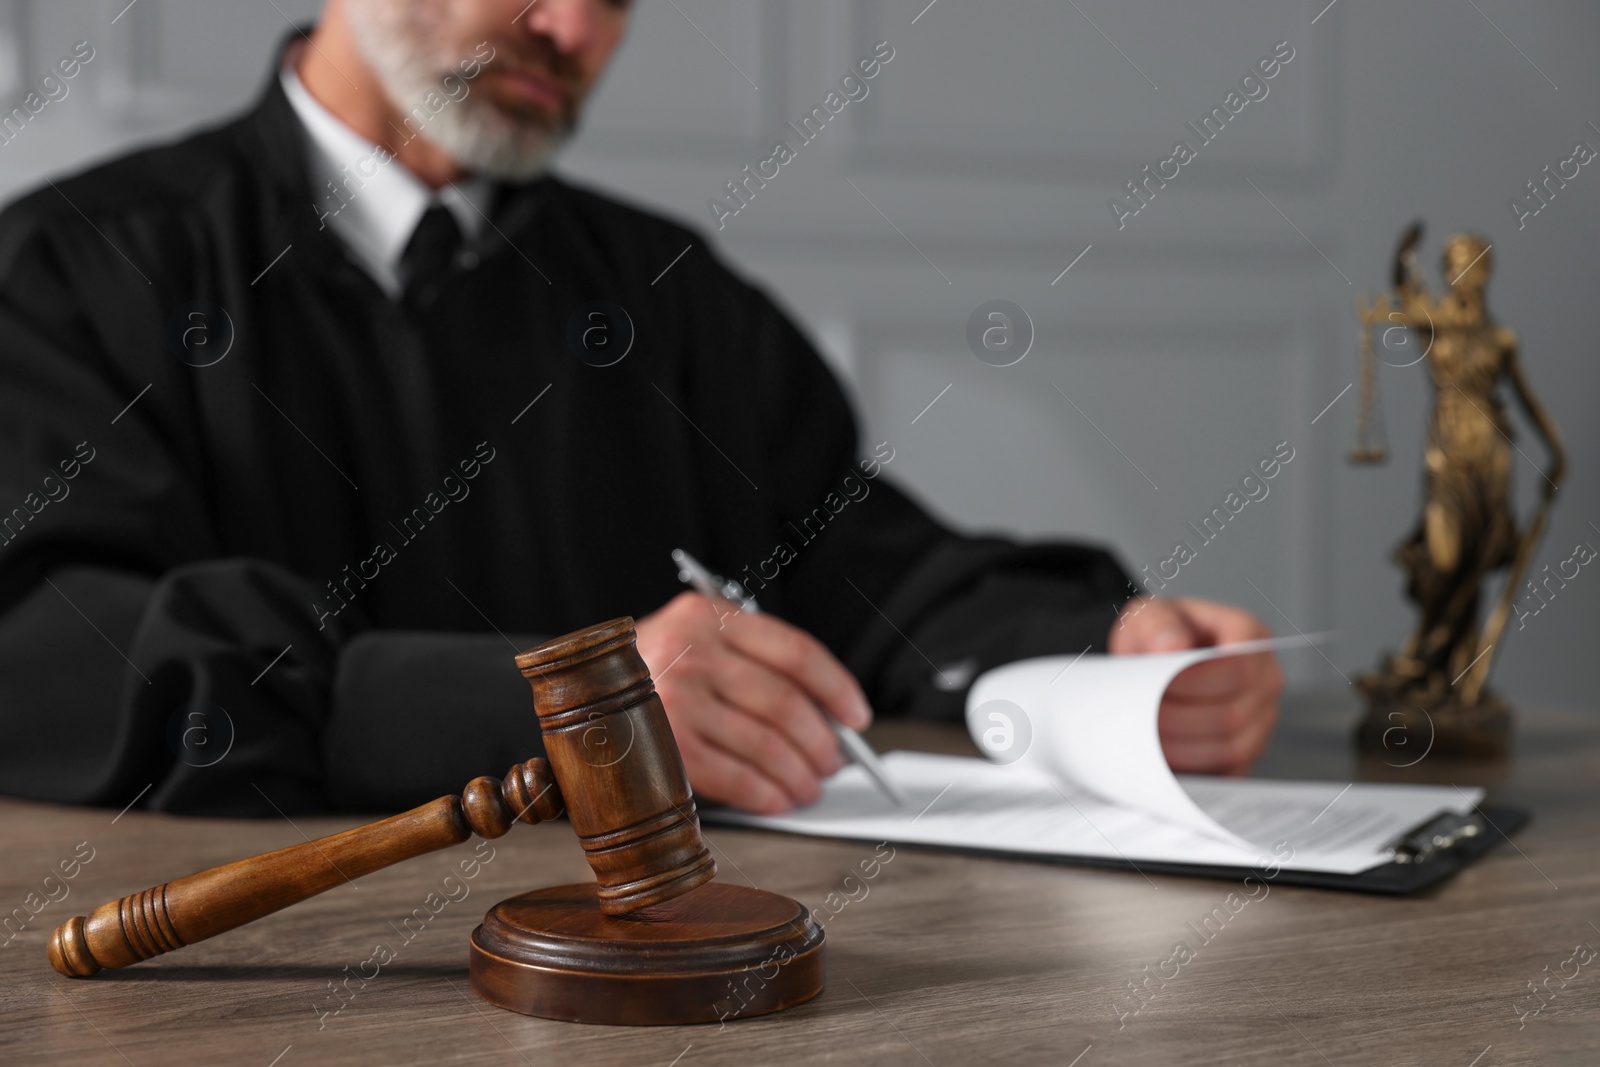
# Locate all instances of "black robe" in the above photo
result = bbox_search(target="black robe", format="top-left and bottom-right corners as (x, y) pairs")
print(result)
(0, 66), (1132, 816)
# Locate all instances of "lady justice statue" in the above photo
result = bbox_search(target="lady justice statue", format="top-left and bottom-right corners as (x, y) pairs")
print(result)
(1349, 223), (1565, 757)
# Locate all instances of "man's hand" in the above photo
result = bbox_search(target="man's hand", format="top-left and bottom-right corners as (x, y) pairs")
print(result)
(1109, 597), (1283, 776)
(635, 592), (872, 814)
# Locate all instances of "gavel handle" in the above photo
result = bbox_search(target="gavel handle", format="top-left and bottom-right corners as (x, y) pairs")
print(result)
(48, 757), (561, 977)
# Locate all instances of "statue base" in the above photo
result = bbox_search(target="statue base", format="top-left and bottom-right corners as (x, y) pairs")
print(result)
(1355, 672), (1511, 760)
(469, 881), (825, 1025)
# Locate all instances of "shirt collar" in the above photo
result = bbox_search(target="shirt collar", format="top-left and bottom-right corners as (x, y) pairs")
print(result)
(278, 52), (493, 297)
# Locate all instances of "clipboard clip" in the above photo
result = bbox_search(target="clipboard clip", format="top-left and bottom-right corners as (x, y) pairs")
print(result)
(1388, 810), (1485, 864)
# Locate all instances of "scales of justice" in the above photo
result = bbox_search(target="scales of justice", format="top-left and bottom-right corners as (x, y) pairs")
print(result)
(1348, 222), (1566, 757)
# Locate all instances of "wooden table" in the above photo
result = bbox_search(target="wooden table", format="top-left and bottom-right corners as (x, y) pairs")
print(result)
(3, 695), (1597, 1066)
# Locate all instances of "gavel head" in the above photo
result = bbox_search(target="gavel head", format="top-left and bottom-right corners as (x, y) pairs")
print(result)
(516, 618), (716, 916)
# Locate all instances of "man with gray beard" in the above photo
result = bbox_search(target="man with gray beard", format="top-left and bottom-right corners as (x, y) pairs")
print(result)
(0, 0), (1282, 817)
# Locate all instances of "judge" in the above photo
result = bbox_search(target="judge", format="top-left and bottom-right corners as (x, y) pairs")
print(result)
(0, 0), (1283, 817)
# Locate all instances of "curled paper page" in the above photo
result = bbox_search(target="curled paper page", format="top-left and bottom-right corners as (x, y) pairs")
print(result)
(965, 635), (1329, 849)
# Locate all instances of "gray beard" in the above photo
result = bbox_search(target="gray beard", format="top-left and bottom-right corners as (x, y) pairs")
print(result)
(344, 0), (570, 181)
(410, 97), (568, 182)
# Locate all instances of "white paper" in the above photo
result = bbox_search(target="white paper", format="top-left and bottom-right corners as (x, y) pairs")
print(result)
(706, 752), (1481, 876)
(704, 635), (1485, 877)
(965, 635), (1325, 848)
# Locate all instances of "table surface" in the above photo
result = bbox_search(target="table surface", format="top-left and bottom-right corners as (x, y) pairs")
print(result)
(3, 695), (1597, 1067)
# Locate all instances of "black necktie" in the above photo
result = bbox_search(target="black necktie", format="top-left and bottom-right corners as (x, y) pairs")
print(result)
(399, 203), (463, 306)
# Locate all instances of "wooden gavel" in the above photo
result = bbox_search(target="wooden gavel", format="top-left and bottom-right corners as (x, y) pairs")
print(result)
(48, 617), (718, 978)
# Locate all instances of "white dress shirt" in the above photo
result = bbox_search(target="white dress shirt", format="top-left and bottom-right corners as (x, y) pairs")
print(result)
(279, 56), (493, 297)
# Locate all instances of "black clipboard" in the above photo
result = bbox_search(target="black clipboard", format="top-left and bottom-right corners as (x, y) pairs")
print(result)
(998, 804), (1530, 895)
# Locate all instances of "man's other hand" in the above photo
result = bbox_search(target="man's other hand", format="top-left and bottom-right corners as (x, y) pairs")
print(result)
(1109, 597), (1283, 776)
(636, 592), (873, 814)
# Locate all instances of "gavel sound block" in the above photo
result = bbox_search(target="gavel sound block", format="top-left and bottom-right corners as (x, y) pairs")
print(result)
(47, 618), (825, 1026)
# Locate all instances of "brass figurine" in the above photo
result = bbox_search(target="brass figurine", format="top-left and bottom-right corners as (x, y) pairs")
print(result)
(1350, 223), (1565, 757)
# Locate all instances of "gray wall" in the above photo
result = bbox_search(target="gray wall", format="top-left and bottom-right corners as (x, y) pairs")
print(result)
(3, 1), (1596, 709)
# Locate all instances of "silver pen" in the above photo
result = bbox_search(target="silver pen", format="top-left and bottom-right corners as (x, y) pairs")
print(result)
(671, 548), (908, 806)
